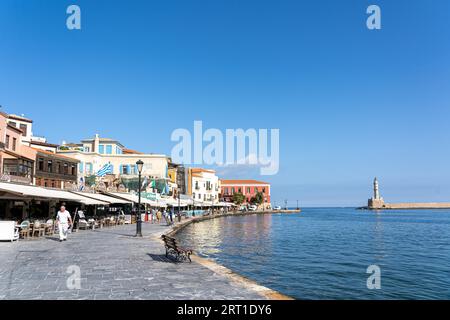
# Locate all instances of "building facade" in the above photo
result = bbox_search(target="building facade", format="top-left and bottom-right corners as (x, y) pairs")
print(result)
(187, 168), (220, 204)
(34, 149), (79, 189)
(6, 114), (33, 143)
(57, 134), (170, 192)
(220, 179), (271, 204)
(0, 112), (36, 184)
(168, 163), (187, 197)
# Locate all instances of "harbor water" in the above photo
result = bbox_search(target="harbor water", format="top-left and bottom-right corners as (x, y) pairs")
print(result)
(175, 208), (450, 299)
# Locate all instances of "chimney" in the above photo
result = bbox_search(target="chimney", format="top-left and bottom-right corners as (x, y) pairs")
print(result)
(93, 134), (100, 153)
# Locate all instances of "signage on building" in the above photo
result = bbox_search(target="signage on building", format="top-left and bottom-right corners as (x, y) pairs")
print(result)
(141, 192), (158, 201)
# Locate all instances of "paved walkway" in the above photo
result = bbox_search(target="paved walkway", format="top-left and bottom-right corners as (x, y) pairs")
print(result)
(0, 222), (265, 300)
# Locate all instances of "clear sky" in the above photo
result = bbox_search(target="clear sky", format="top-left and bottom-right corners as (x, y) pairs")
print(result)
(1, 0), (450, 206)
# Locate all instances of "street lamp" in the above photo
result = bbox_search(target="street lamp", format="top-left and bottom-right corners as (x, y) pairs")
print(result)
(136, 159), (144, 237)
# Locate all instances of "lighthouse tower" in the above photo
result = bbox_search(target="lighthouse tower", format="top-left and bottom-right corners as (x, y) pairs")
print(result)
(368, 177), (385, 208)
(373, 177), (380, 200)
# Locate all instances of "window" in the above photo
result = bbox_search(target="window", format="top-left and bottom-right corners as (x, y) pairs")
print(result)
(3, 159), (33, 179)
(99, 145), (105, 154)
(116, 146), (122, 154)
(195, 181), (199, 190)
(224, 187), (228, 195)
(231, 187), (235, 195)
(9, 121), (16, 127)
(12, 138), (17, 151)
(262, 187), (266, 193)
(20, 124), (27, 136)
(71, 165), (76, 176)
(106, 145), (112, 154)
(79, 162), (84, 173)
(5, 135), (10, 149)
(198, 194), (201, 199)
(86, 163), (93, 174)
(64, 163), (69, 175)
(84, 146), (90, 152)
(57, 162), (62, 174)
(247, 187), (251, 194)
(38, 158), (44, 171)
(47, 160), (53, 173)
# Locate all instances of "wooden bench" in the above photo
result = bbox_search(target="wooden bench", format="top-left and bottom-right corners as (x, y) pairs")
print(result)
(161, 235), (193, 262)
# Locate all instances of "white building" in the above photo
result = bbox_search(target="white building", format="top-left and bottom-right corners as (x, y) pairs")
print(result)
(57, 134), (170, 187)
(6, 114), (33, 142)
(187, 168), (220, 204)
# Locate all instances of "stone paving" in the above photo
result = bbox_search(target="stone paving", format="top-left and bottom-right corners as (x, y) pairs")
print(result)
(0, 222), (266, 300)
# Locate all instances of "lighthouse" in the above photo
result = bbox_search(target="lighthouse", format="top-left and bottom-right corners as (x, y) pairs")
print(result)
(373, 177), (380, 200)
(368, 177), (385, 209)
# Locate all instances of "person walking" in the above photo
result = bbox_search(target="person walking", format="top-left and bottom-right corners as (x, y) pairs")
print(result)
(56, 205), (72, 242)
(156, 209), (162, 224)
(169, 207), (174, 224)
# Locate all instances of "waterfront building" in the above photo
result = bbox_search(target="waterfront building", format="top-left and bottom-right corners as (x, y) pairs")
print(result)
(168, 163), (187, 197)
(33, 149), (79, 189)
(6, 113), (33, 143)
(187, 168), (220, 204)
(57, 134), (170, 193)
(220, 179), (271, 205)
(25, 138), (59, 153)
(0, 112), (36, 184)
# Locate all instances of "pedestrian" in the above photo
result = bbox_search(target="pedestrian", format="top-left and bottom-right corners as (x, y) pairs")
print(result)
(156, 209), (162, 224)
(56, 205), (72, 242)
(169, 207), (174, 224)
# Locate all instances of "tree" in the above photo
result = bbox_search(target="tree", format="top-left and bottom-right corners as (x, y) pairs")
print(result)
(232, 192), (245, 205)
(85, 175), (97, 187)
(252, 192), (264, 205)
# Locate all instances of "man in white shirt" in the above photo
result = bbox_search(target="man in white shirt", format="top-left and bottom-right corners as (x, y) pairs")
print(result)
(56, 206), (72, 242)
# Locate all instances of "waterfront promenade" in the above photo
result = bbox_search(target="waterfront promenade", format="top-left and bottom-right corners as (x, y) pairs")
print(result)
(0, 221), (267, 300)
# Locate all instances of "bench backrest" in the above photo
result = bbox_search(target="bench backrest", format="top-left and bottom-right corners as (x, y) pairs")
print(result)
(162, 235), (180, 249)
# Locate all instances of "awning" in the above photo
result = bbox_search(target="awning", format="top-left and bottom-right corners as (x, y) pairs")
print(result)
(72, 192), (132, 204)
(0, 182), (108, 205)
(107, 192), (163, 207)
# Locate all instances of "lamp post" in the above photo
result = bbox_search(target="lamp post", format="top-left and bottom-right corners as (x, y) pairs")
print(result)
(136, 160), (144, 237)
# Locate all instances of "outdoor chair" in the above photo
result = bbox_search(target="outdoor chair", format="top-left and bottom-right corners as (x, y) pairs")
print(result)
(45, 219), (54, 235)
(31, 221), (45, 238)
(109, 217), (117, 227)
(77, 219), (90, 230)
(19, 221), (31, 239)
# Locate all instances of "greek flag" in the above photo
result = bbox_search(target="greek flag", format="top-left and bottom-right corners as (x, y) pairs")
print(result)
(96, 163), (113, 177)
(142, 176), (148, 189)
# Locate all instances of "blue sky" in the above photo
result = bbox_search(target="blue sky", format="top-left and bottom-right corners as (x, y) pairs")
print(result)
(1, 0), (450, 206)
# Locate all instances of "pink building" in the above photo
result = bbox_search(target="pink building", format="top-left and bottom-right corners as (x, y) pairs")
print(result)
(220, 179), (271, 204)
